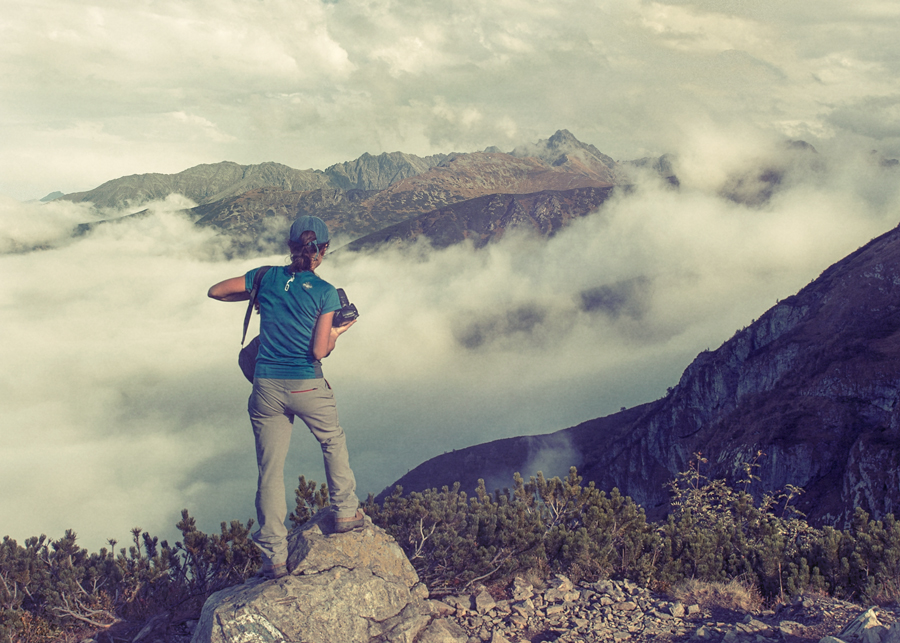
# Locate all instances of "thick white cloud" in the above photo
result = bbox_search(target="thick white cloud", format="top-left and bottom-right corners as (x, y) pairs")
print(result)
(2, 137), (897, 549)
(2, 0), (900, 199)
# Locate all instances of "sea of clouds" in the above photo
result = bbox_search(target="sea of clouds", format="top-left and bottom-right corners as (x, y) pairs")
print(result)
(1, 137), (898, 551)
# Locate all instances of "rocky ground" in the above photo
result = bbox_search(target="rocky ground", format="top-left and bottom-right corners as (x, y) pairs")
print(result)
(81, 576), (898, 643)
(427, 576), (900, 643)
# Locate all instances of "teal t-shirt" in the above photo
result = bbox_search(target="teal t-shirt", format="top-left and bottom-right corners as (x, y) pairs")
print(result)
(245, 266), (341, 379)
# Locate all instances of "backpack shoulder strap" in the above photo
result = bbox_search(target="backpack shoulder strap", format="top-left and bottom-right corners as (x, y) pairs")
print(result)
(241, 266), (272, 345)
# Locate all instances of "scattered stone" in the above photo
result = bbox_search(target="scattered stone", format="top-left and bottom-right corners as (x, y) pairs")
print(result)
(418, 618), (469, 643)
(197, 529), (900, 643)
(474, 589), (497, 615)
(668, 602), (686, 618)
(694, 625), (715, 640)
(549, 575), (575, 592)
(445, 595), (474, 612)
(509, 614), (528, 629)
(614, 601), (639, 612)
(779, 620), (802, 636)
(886, 623), (900, 643)
(511, 576), (534, 601)
(838, 607), (886, 643)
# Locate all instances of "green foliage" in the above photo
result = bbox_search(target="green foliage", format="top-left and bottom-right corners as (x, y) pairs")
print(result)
(657, 453), (824, 600)
(6, 457), (900, 641)
(289, 475), (330, 527)
(368, 459), (900, 606)
(366, 467), (658, 592)
(0, 511), (260, 643)
(365, 479), (545, 592)
(510, 469), (658, 584)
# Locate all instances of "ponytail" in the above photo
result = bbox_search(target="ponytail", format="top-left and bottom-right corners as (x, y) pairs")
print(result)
(288, 230), (328, 273)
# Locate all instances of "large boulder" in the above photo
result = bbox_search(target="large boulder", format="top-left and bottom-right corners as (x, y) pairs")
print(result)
(192, 511), (439, 643)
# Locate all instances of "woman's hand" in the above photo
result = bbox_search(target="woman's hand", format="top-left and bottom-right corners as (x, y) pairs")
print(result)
(330, 319), (356, 338)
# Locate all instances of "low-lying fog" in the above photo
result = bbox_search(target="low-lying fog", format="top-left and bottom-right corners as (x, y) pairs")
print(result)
(2, 139), (898, 550)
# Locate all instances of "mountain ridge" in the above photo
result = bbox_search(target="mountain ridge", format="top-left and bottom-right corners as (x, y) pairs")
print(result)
(59, 130), (628, 249)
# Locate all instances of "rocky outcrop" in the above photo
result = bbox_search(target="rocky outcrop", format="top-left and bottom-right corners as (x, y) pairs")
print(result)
(387, 223), (900, 526)
(191, 511), (459, 643)
(419, 575), (898, 643)
(325, 152), (449, 191)
(114, 572), (899, 643)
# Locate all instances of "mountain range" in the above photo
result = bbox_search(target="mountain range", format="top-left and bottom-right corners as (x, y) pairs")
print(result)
(60, 130), (663, 251)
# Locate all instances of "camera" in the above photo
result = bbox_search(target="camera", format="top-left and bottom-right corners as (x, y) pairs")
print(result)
(333, 288), (359, 327)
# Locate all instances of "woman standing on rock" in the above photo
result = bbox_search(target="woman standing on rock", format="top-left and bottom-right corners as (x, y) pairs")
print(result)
(208, 215), (364, 579)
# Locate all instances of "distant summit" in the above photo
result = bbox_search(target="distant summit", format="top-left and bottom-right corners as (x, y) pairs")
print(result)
(40, 191), (63, 202)
(511, 129), (618, 170)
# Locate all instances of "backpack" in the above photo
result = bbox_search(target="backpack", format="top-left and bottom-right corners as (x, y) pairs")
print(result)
(238, 266), (272, 382)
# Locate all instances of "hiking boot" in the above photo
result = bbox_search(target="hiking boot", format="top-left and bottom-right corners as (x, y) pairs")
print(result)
(254, 562), (288, 580)
(334, 509), (365, 533)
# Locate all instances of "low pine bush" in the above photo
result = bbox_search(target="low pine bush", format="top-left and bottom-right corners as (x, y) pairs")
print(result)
(4, 457), (900, 641)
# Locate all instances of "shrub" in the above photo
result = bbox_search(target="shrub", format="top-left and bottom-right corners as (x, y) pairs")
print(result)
(0, 512), (259, 643)
(6, 459), (900, 641)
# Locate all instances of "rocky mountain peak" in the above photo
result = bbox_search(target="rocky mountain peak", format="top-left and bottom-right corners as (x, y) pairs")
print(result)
(510, 129), (618, 183)
(512, 129), (615, 164)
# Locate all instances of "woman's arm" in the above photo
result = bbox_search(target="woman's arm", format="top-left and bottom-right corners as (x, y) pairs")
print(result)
(312, 311), (355, 360)
(208, 276), (250, 302)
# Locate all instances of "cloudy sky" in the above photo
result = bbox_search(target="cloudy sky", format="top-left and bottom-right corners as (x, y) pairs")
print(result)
(2, 0), (899, 200)
(2, 0), (900, 550)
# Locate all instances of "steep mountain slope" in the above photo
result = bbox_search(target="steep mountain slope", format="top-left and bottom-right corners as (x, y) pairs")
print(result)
(385, 223), (900, 527)
(324, 152), (449, 190)
(344, 186), (615, 250)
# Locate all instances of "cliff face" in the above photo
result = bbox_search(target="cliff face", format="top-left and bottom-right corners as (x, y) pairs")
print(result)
(387, 224), (900, 526)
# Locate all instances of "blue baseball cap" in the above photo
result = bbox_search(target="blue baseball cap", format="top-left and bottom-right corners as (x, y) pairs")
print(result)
(289, 216), (330, 245)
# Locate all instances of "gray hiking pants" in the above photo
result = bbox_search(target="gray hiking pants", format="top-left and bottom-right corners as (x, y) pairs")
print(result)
(248, 377), (359, 566)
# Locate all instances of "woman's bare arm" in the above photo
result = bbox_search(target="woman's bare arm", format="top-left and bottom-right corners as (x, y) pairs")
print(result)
(312, 312), (355, 360)
(208, 276), (249, 302)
